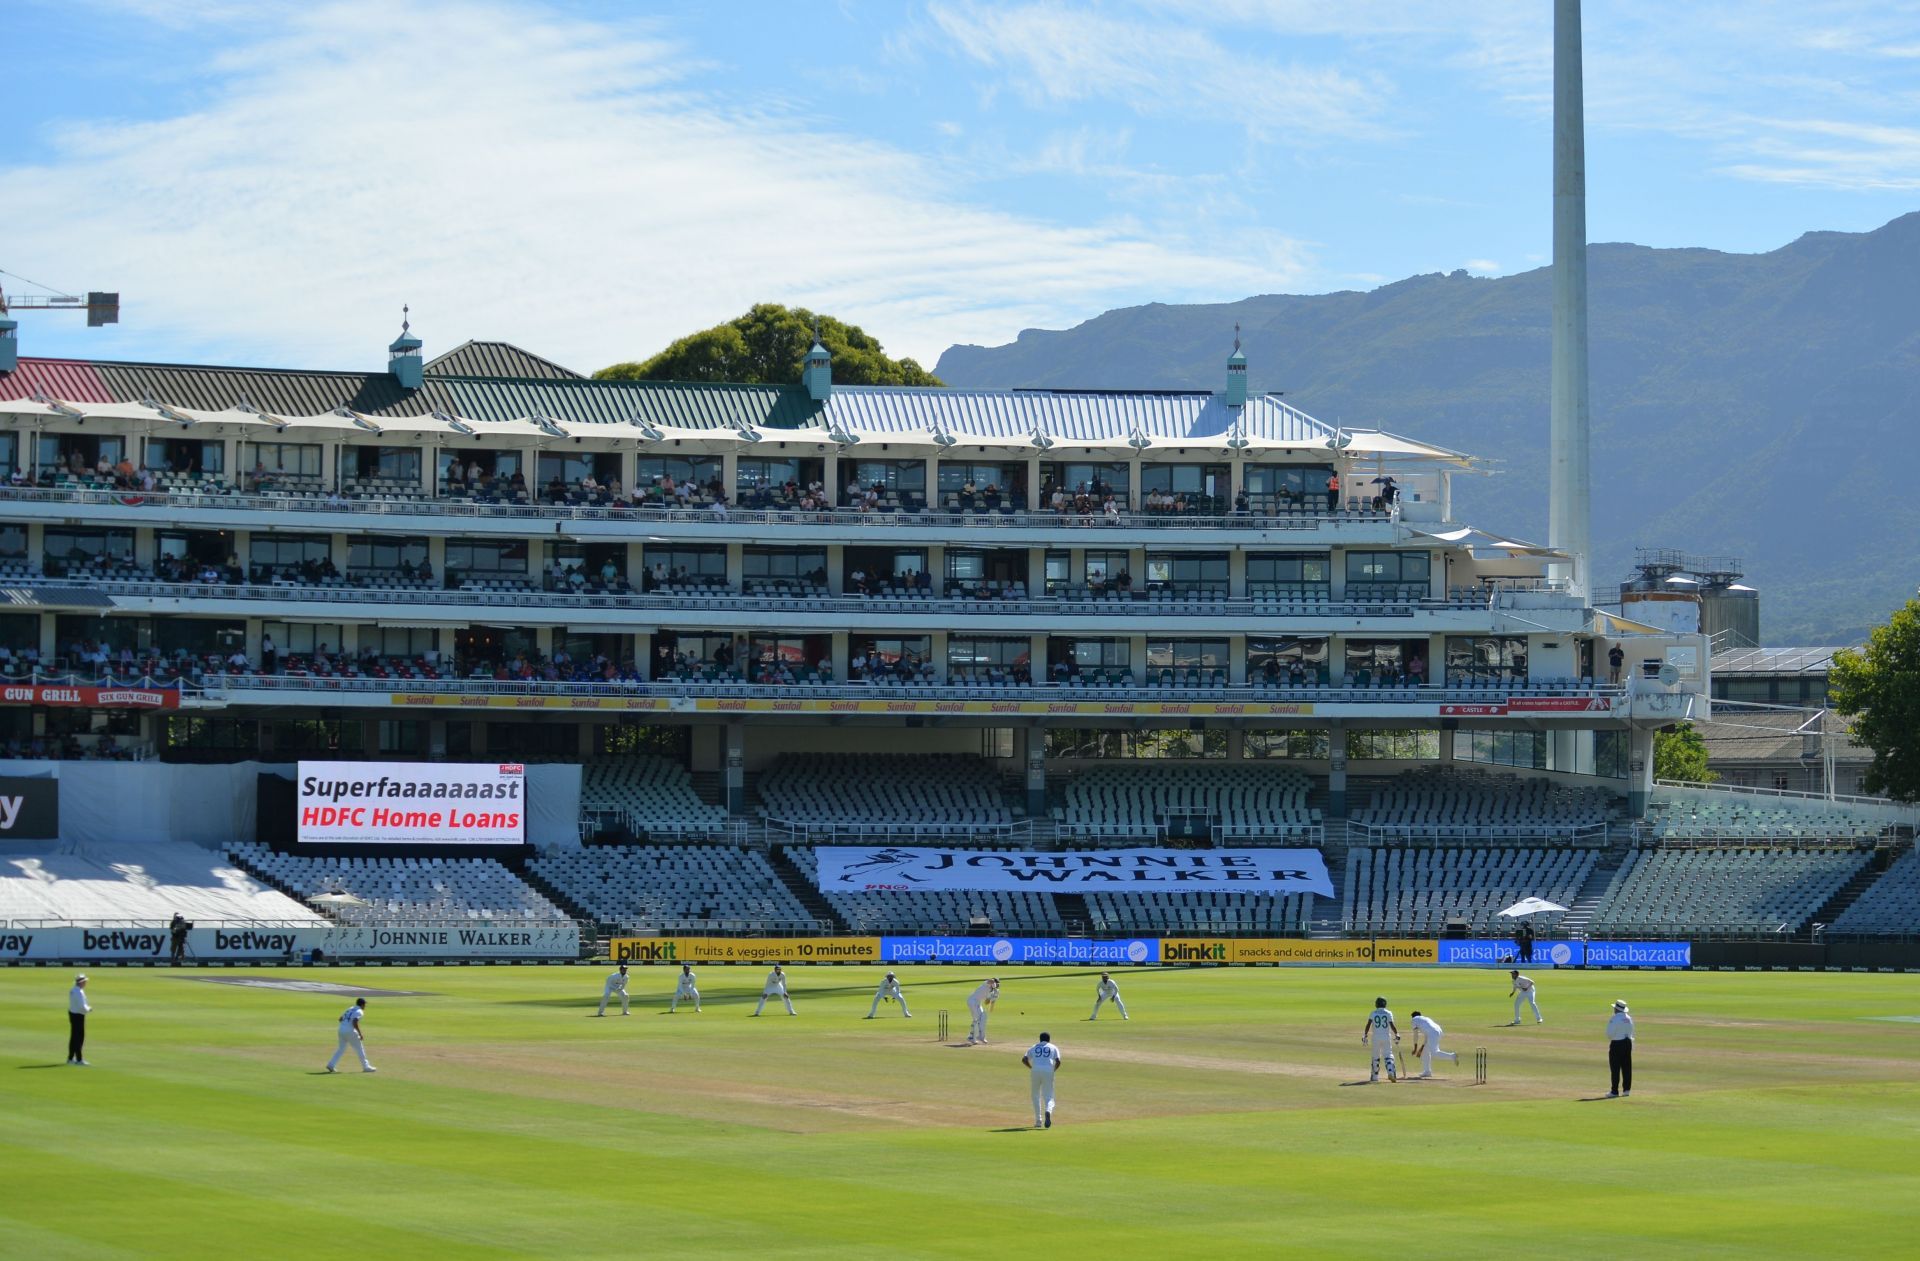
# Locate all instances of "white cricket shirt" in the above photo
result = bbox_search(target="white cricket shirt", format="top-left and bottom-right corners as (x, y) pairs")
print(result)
(1514, 975), (1536, 993)
(338, 1005), (363, 1033)
(1411, 1014), (1442, 1040)
(68, 986), (90, 1015)
(1028, 1042), (1061, 1072)
(1097, 979), (1120, 999)
(970, 981), (997, 1006)
(1368, 1008), (1395, 1035)
(1608, 1012), (1635, 1041)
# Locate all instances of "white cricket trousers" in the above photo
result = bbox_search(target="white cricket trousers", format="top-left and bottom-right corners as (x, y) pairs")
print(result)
(1515, 991), (1543, 1023)
(1370, 1035), (1397, 1079)
(755, 988), (795, 1016)
(1030, 1070), (1055, 1125)
(598, 985), (628, 1016)
(328, 1031), (372, 1071)
(1421, 1036), (1459, 1075)
(869, 990), (911, 1018)
(671, 985), (700, 1012)
(1090, 993), (1128, 1020)
(967, 1001), (989, 1043)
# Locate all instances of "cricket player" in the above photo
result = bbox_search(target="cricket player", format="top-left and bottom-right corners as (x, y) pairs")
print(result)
(753, 964), (796, 1016)
(326, 997), (376, 1073)
(1408, 1010), (1458, 1078)
(966, 977), (1000, 1044)
(1089, 972), (1128, 1021)
(597, 963), (631, 1016)
(670, 963), (701, 1013)
(1360, 996), (1399, 1082)
(1023, 1031), (1062, 1128)
(1508, 970), (1544, 1025)
(867, 970), (911, 1018)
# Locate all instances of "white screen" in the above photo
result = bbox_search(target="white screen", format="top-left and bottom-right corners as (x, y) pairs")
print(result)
(297, 761), (527, 845)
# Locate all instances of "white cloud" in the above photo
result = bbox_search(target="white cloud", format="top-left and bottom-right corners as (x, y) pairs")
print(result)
(4, 0), (1310, 370)
(1462, 259), (1502, 275)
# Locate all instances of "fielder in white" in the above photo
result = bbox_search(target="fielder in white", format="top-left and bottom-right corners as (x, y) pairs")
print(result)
(1508, 970), (1544, 1025)
(326, 997), (376, 1073)
(867, 970), (911, 1018)
(1360, 996), (1400, 1082)
(1408, 1010), (1458, 1078)
(669, 963), (701, 1013)
(597, 963), (631, 1016)
(966, 977), (1000, 1044)
(1023, 1031), (1062, 1128)
(1089, 972), (1128, 1021)
(752, 964), (796, 1016)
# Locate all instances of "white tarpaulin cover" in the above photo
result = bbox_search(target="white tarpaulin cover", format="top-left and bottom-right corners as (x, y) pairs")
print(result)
(817, 846), (1334, 896)
(1499, 897), (1569, 917)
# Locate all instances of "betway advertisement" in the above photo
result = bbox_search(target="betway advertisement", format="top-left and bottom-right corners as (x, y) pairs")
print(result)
(0, 775), (59, 840)
(819, 847), (1334, 897)
(0, 922), (578, 961)
(297, 761), (526, 845)
(880, 936), (1160, 964)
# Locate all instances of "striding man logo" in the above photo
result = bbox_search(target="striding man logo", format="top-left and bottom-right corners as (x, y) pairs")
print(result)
(836, 848), (926, 882)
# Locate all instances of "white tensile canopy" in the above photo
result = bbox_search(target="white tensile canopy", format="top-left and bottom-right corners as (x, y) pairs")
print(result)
(1499, 897), (1569, 917)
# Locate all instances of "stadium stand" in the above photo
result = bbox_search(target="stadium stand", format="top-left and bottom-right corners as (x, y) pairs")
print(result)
(1350, 769), (1614, 834)
(1, 842), (324, 923)
(1650, 799), (1887, 839)
(1084, 889), (1314, 934)
(1056, 764), (1319, 840)
(1342, 845), (1596, 935)
(578, 758), (730, 838)
(228, 844), (569, 923)
(757, 754), (1015, 832)
(1589, 844), (1872, 935)
(784, 846), (1062, 932)
(529, 845), (816, 930)
(1830, 848), (1920, 934)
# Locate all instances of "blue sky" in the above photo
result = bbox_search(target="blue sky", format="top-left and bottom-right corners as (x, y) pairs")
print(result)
(5, 0), (1918, 373)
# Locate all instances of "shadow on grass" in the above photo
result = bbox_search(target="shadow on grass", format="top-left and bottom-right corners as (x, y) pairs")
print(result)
(1578, 1094), (1623, 1102)
(17, 1063), (69, 1070)
(989, 1127), (1036, 1133)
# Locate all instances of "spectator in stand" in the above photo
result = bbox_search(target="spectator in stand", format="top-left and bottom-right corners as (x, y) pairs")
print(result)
(261, 634), (278, 675)
(1326, 471), (1341, 511)
(1407, 652), (1426, 685)
(1608, 644), (1625, 684)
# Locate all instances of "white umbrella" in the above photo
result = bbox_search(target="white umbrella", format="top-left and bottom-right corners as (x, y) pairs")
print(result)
(1499, 897), (1568, 917)
(310, 891), (368, 907)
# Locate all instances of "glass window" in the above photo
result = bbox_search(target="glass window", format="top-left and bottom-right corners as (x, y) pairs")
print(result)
(0, 433), (18, 479)
(152, 618), (244, 657)
(635, 456), (722, 490)
(445, 539), (530, 574)
(44, 528), (134, 574)
(1242, 463), (1334, 502)
(947, 637), (1030, 681)
(348, 536), (428, 573)
(1041, 462), (1128, 504)
(1247, 637), (1329, 683)
(1247, 552), (1332, 589)
(1044, 728), (1227, 759)
(1147, 639), (1229, 672)
(1347, 729), (1441, 760)
(260, 622), (345, 655)
(249, 533), (330, 570)
(242, 441), (322, 480)
(743, 548), (827, 585)
(145, 438), (224, 476)
(1444, 635), (1528, 682)
(1144, 553), (1228, 592)
(1345, 551), (1430, 585)
(640, 545), (726, 584)
(850, 635), (932, 678)
(1245, 729), (1332, 759)
(0, 525), (21, 560)
(1343, 638), (1431, 682)
(1140, 464), (1229, 499)
(1083, 550), (1131, 586)
(365, 626), (436, 657)
(339, 446), (421, 484)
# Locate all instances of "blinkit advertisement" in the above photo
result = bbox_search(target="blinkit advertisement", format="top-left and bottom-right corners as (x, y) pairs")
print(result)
(296, 760), (526, 845)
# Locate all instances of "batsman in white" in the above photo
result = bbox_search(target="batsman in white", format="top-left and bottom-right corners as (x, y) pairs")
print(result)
(669, 963), (701, 1013)
(1023, 1031), (1061, 1128)
(867, 970), (911, 1018)
(1088, 971), (1128, 1021)
(1408, 1010), (1457, 1078)
(1360, 996), (1400, 1082)
(325, 997), (376, 1073)
(597, 963), (631, 1016)
(753, 964), (796, 1016)
(965, 977), (1000, 1044)
(1508, 970), (1544, 1025)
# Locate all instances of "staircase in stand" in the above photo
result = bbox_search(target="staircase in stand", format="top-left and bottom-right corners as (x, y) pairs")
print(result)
(1557, 846), (1628, 939)
(1803, 841), (1909, 935)
(769, 845), (849, 932)
(229, 849), (320, 914)
(1054, 892), (1092, 936)
(687, 770), (726, 810)
(510, 857), (598, 927)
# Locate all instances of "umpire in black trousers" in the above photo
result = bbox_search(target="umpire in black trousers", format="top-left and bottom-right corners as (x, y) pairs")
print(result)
(1606, 999), (1634, 1097)
(67, 974), (92, 1065)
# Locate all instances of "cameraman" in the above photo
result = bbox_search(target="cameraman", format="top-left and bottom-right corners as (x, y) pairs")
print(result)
(169, 912), (192, 964)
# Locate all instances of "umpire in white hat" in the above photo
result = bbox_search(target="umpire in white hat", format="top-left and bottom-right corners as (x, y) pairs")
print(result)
(67, 974), (91, 1066)
(1606, 1000), (1634, 1097)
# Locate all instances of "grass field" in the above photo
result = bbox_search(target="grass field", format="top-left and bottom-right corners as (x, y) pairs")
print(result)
(3, 962), (1919, 1259)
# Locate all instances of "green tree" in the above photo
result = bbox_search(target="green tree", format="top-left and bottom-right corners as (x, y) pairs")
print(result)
(595, 304), (943, 386)
(1653, 722), (1717, 785)
(1829, 597), (1920, 802)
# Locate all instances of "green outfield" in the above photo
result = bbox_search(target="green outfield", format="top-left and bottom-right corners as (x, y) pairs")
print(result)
(2, 963), (1917, 1259)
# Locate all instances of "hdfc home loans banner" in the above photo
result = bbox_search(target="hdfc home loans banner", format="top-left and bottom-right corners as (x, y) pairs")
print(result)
(817, 847), (1334, 897)
(298, 761), (526, 845)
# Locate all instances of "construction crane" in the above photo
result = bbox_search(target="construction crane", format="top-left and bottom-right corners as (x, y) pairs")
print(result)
(0, 269), (121, 373)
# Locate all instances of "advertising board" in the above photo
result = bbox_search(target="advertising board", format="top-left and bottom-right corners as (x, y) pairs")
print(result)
(297, 760), (526, 845)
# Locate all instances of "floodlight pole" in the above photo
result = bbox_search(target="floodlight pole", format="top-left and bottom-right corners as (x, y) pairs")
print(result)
(1549, 0), (1593, 600)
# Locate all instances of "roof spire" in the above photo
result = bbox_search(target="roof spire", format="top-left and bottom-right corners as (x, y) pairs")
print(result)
(402, 303), (411, 336)
(1233, 322), (1241, 353)
(1224, 324), (1248, 407)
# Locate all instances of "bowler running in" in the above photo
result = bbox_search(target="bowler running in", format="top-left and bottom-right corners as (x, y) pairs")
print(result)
(1408, 1010), (1458, 1078)
(1361, 997), (1400, 1082)
(597, 963), (631, 1016)
(753, 965), (796, 1016)
(867, 971), (911, 1018)
(1509, 970), (1544, 1025)
(1023, 1031), (1062, 1128)
(326, 998), (376, 1073)
(669, 963), (701, 1013)
(966, 977), (1000, 1044)
(1089, 972), (1128, 1021)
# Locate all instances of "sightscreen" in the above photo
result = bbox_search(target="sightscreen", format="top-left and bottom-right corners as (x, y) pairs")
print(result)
(296, 761), (526, 845)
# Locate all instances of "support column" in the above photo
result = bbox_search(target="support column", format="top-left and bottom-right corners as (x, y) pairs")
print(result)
(38, 612), (56, 661)
(428, 719), (448, 759)
(134, 527), (156, 568)
(927, 544), (946, 596)
(1227, 633), (1247, 685)
(1025, 722), (1047, 817)
(831, 631), (850, 681)
(1329, 548), (1346, 600)
(827, 545), (845, 594)
(1129, 633), (1149, 683)
(1128, 460), (1143, 512)
(1326, 721), (1348, 819)
(930, 630), (949, 683)
(1628, 726), (1655, 818)
(1030, 632), (1049, 684)
(721, 450), (739, 506)
(330, 532), (350, 577)
(725, 542), (743, 592)
(724, 720), (747, 815)
(1228, 549), (1247, 598)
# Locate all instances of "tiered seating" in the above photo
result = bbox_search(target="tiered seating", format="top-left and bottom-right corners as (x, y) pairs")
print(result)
(228, 844), (567, 923)
(1651, 799), (1887, 839)
(579, 758), (729, 836)
(1343, 846), (1596, 935)
(757, 754), (1014, 830)
(0, 842), (324, 923)
(1353, 769), (1613, 834)
(1084, 890), (1313, 934)
(530, 845), (814, 930)
(341, 476), (428, 503)
(1831, 849), (1920, 934)
(1057, 764), (1318, 839)
(785, 846), (1062, 932)
(1590, 845), (1871, 934)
